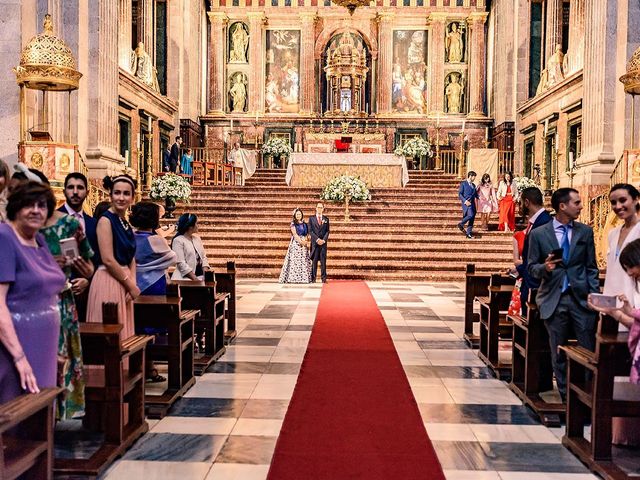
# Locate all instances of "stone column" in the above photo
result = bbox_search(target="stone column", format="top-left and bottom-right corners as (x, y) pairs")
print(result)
(429, 13), (447, 115)
(299, 13), (316, 115)
(118, 0), (132, 71)
(580, 0), (617, 167)
(545, 0), (563, 59)
(138, 0), (154, 58)
(85, 0), (120, 170)
(248, 13), (265, 115)
(468, 12), (488, 118)
(375, 12), (394, 114)
(565, 0), (585, 74)
(208, 12), (227, 115)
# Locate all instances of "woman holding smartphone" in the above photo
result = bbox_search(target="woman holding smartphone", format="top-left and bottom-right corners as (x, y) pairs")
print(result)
(589, 183), (640, 446)
(86, 175), (139, 339)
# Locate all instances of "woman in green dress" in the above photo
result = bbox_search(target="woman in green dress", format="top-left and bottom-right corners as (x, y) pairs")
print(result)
(41, 211), (94, 419)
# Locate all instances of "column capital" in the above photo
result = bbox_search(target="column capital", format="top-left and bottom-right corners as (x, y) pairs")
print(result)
(376, 12), (395, 23)
(428, 12), (449, 23)
(300, 12), (317, 24)
(207, 12), (228, 24)
(467, 12), (488, 24)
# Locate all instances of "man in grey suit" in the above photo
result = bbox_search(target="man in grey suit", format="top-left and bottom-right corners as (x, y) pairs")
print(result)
(527, 188), (599, 400)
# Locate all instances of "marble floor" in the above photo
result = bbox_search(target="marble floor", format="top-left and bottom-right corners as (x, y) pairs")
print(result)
(101, 281), (601, 480)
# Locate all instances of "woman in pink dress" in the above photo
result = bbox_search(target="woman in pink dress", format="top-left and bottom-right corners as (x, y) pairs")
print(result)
(497, 172), (518, 232)
(476, 173), (497, 231)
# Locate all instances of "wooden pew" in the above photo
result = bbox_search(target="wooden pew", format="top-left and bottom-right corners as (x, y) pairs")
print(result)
(464, 264), (491, 348)
(208, 264), (237, 342)
(477, 273), (516, 379)
(508, 289), (561, 426)
(560, 314), (640, 480)
(0, 388), (62, 480)
(55, 303), (153, 477)
(133, 295), (199, 418)
(168, 280), (228, 375)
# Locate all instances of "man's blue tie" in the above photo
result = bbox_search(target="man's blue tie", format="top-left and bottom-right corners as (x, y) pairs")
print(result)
(561, 224), (571, 292)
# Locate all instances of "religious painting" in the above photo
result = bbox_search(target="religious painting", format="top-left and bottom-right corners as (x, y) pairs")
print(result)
(445, 22), (466, 63)
(265, 30), (301, 114)
(392, 30), (428, 114)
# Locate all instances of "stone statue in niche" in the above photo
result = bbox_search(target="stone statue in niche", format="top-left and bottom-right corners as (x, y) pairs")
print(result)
(445, 73), (464, 113)
(229, 23), (249, 63)
(130, 42), (160, 91)
(229, 72), (248, 112)
(446, 22), (464, 63)
(536, 44), (565, 94)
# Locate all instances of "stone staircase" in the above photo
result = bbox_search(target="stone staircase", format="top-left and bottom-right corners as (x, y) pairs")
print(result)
(174, 169), (514, 281)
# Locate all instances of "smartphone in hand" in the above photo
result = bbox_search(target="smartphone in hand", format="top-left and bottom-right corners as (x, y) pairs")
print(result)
(589, 293), (622, 309)
(550, 248), (564, 261)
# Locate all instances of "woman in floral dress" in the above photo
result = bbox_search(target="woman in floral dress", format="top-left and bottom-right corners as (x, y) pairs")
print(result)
(41, 211), (94, 419)
(279, 208), (312, 283)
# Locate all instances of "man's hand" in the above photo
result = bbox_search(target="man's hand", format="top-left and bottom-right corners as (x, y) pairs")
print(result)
(464, 200), (471, 207)
(70, 278), (89, 295)
(316, 239), (325, 245)
(544, 253), (561, 272)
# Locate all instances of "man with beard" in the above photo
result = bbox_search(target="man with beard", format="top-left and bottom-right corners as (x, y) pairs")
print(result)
(59, 172), (99, 321)
(516, 187), (552, 315)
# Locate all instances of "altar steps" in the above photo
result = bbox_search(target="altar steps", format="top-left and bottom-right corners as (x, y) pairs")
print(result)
(173, 168), (513, 281)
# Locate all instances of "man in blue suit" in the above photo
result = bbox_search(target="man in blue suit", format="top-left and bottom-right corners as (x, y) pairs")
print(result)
(515, 187), (552, 315)
(59, 172), (98, 259)
(457, 171), (478, 239)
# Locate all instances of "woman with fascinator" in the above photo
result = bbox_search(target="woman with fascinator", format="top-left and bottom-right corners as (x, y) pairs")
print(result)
(278, 208), (312, 283)
(171, 213), (210, 281)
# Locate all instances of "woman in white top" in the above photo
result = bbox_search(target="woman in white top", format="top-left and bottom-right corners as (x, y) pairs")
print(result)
(596, 183), (640, 446)
(171, 213), (210, 281)
(496, 172), (519, 232)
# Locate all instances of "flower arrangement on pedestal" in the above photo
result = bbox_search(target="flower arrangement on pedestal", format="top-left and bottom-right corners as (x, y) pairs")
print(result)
(394, 137), (432, 169)
(150, 173), (192, 218)
(514, 176), (543, 195)
(261, 137), (293, 167)
(320, 175), (371, 222)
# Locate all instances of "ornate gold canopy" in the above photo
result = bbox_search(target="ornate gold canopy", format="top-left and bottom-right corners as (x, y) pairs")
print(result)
(332, 0), (370, 15)
(620, 45), (640, 95)
(14, 14), (82, 91)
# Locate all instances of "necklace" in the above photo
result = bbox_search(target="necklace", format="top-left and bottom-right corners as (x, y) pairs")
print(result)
(118, 215), (131, 231)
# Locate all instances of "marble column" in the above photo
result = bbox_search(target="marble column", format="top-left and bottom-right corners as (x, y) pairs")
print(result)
(299, 13), (316, 115)
(565, 0), (585, 74)
(118, 0), (132, 71)
(429, 13), (447, 115)
(580, 0), (617, 166)
(248, 13), (265, 115)
(545, 0), (563, 58)
(208, 12), (227, 115)
(85, 0), (120, 169)
(468, 12), (488, 118)
(375, 12), (394, 114)
(138, 0), (154, 59)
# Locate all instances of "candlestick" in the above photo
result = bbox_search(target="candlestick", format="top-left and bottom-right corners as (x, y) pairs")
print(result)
(148, 114), (152, 135)
(485, 126), (489, 141)
(461, 119), (466, 133)
(230, 118), (234, 131)
(255, 112), (259, 123)
(436, 112), (440, 128)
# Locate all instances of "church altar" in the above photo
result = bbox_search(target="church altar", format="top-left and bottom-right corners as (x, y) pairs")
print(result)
(286, 153), (409, 188)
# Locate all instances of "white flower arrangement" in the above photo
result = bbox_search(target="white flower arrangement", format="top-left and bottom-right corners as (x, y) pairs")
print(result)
(150, 173), (192, 201)
(261, 137), (293, 156)
(514, 176), (542, 195)
(320, 175), (371, 202)
(394, 137), (432, 158)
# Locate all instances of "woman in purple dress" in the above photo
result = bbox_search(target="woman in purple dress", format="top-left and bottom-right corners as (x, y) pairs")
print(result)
(0, 181), (66, 402)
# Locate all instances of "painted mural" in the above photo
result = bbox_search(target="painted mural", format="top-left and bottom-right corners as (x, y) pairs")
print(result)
(392, 30), (429, 114)
(265, 30), (301, 114)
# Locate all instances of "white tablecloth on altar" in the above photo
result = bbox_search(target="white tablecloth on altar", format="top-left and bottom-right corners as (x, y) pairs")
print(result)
(285, 153), (409, 187)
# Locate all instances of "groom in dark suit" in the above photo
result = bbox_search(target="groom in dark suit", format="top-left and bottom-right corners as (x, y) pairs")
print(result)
(457, 171), (478, 239)
(309, 202), (330, 283)
(527, 188), (599, 400)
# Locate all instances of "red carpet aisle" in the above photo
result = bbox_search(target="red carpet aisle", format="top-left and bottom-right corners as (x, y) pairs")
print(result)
(267, 281), (446, 479)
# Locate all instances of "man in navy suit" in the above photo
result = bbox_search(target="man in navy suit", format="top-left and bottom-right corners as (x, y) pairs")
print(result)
(309, 202), (330, 283)
(457, 171), (478, 239)
(169, 136), (183, 173)
(516, 187), (552, 314)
